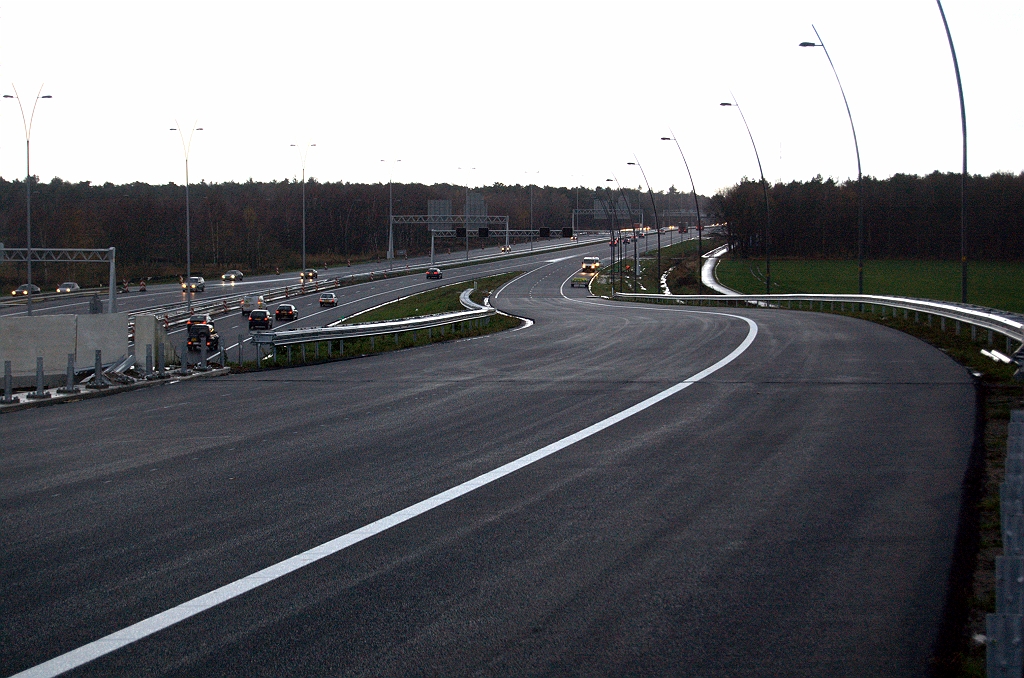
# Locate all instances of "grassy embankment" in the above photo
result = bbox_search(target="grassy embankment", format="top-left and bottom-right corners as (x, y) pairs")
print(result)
(589, 236), (723, 298)
(700, 257), (1024, 677)
(233, 272), (523, 371)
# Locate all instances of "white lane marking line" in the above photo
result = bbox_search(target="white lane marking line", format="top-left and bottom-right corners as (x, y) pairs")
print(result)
(13, 313), (756, 678)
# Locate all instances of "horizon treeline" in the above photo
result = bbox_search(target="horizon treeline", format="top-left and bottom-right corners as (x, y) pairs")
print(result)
(0, 177), (713, 286)
(717, 171), (1024, 261)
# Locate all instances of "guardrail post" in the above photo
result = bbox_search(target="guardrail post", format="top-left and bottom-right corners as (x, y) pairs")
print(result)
(990, 330), (995, 347)
(941, 317), (946, 332)
(238, 335), (244, 366)
(89, 349), (108, 389)
(928, 313), (932, 327)
(972, 325), (977, 341)
(57, 353), (79, 394)
(220, 345), (226, 368)
(340, 339), (344, 356)
(956, 320), (961, 336)
(2, 360), (17, 404)
(301, 343), (306, 362)
(273, 345), (278, 363)
(915, 312), (919, 323)
(199, 340), (208, 370)
(370, 336), (375, 351)
(26, 357), (50, 399)
(157, 343), (165, 376)
(145, 344), (153, 376)
(181, 337), (189, 375)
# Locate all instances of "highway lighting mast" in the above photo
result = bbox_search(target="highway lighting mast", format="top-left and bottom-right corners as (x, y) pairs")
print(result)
(291, 143), (316, 274)
(721, 96), (772, 295)
(627, 157), (662, 285)
(170, 121), (203, 313)
(4, 86), (52, 317)
(382, 159), (401, 261)
(800, 25), (865, 294)
(661, 132), (704, 294)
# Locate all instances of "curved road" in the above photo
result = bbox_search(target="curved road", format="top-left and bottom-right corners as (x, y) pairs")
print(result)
(1, 250), (974, 676)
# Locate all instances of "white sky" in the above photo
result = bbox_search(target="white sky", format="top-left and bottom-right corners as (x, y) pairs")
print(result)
(0, 0), (1020, 195)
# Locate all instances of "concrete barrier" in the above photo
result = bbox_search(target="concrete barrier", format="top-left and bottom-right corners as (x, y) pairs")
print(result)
(77, 313), (128, 367)
(0, 315), (77, 387)
(133, 314), (177, 366)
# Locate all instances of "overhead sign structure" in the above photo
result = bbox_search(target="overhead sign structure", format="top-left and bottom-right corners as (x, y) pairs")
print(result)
(0, 244), (118, 313)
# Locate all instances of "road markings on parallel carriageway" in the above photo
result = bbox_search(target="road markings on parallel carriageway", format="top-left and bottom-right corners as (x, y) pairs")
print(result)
(13, 259), (750, 678)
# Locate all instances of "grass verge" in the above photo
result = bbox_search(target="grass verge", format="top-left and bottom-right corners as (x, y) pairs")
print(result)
(716, 258), (1024, 314)
(590, 237), (722, 298)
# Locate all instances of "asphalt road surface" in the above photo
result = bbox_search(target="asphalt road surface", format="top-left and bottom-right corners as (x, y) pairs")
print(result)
(1, 248), (975, 677)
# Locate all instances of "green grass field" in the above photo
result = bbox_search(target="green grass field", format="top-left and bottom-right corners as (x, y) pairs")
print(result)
(344, 272), (523, 323)
(716, 259), (1024, 314)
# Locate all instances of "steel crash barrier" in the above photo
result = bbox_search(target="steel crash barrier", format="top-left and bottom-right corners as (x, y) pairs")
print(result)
(246, 307), (497, 364)
(613, 291), (1024, 378)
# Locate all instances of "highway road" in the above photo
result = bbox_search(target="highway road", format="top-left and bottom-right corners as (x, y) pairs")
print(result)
(0, 242), (975, 676)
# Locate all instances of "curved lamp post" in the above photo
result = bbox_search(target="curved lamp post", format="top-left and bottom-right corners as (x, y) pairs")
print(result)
(607, 176), (637, 291)
(290, 143), (316, 273)
(721, 96), (772, 295)
(627, 157), (662, 284)
(382, 158), (401, 260)
(661, 132), (703, 293)
(171, 121), (203, 313)
(800, 25), (864, 294)
(935, 0), (968, 303)
(4, 85), (52, 316)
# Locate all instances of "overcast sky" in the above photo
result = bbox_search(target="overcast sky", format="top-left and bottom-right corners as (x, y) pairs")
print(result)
(0, 0), (1019, 196)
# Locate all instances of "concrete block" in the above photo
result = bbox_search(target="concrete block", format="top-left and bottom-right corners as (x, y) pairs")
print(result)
(0, 314), (77, 387)
(132, 315), (177, 365)
(76, 313), (129, 367)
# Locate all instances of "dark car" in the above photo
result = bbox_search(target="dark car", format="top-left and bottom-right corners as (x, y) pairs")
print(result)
(11, 284), (42, 296)
(426, 268), (443, 280)
(275, 304), (298, 321)
(319, 293), (338, 307)
(187, 323), (220, 352)
(301, 268), (318, 280)
(248, 309), (273, 330)
(221, 269), (244, 282)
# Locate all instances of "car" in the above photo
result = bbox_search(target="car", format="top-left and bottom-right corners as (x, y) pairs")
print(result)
(681, 226), (689, 233)
(275, 304), (298, 321)
(221, 269), (244, 282)
(426, 268), (443, 280)
(186, 313), (214, 328)
(11, 284), (41, 296)
(500, 245), (511, 253)
(240, 294), (266, 315)
(301, 268), (318, 280)
(319, 293), (338, 307)
(187, 318), (219, 352)
(56, 282), (81, 293)
(570, 276), (590, 288)
(182, 276), (205, 292)
(248, 309), (273, 330)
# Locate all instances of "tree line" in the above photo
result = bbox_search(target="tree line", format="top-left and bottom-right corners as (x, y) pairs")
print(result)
(716, 171), (1024, 261)
(0, 177), (713, 288)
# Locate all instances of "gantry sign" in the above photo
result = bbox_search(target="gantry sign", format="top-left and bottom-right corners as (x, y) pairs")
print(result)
(0, 244), (118, 313)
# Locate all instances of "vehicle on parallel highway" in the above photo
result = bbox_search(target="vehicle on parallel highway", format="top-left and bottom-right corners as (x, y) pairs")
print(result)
(426, 267), (443, 280)
(500, 245), (511, 253)
(275, 304), (298, 320)
(581, 256), (601, 273)
(221, 269), (244, 282)
(56, 282), (81, 293)
(681, 226), (688, 233)
(301, 268), (318, 280)
(11, 284), (41, 296)
(319, 292), (338, 307)
(248, 309), (273, 330)
(187, 317), (220, 351)
(240, 294), (265, 315)
(182, 276), (205, 292)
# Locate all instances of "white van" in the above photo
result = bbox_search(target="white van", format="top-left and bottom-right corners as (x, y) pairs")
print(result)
(240, 294), (266, 315)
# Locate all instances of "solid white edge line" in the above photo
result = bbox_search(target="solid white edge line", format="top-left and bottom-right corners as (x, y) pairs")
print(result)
(12, 280), (757, 678)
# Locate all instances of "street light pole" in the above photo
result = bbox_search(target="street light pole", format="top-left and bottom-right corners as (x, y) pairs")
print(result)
(721, 96), (772, 295)
(382, 159), (401, 260)
(935, 0), (968, 304)
(290, 143), (316, 273)
(661, 132), (704, 294)
(171, 121), (203, 313)
(4, 85), (52, 317)
(800, 25), (864, 294)
(627, 157), (662, 286)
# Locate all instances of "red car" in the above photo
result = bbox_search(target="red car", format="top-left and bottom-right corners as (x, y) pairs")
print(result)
(275, 304), (298, 321)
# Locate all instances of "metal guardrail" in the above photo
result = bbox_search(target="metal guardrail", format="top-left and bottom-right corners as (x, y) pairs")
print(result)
(614, 291), (1024, 353)
(989, 410), (1024, 676)
(250, 307), (496, 348)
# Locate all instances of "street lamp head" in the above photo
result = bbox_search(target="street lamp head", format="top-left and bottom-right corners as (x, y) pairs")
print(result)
(196, 128), (203, 131)
(40, 95), (52, 99)
(3, 95), (14, 99)
(660, 137), (672, 141)
(799, 41), (820, 47)
(720, 102), (733, 107)
(627, 162), (636, 166)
